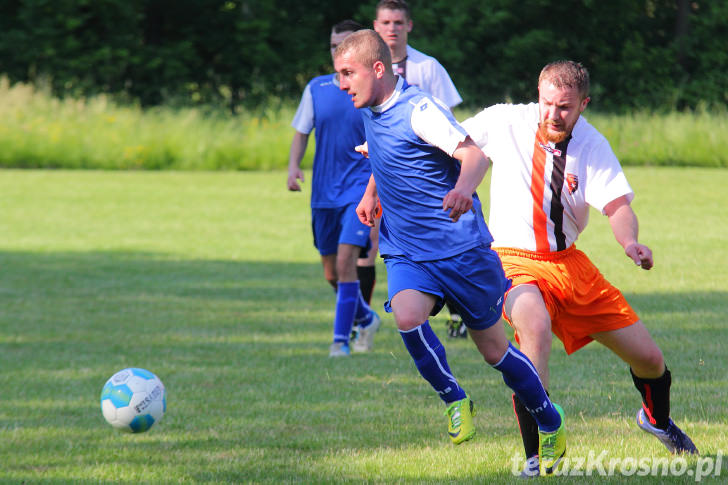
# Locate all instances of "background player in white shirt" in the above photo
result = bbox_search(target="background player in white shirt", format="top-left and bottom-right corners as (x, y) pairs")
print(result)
(462, 60), (697, 477)
(370, 0), (467, 339)
(372, 0), (462, 109)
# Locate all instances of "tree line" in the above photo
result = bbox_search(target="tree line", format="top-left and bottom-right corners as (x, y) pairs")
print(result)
(0, 0), (725, 113)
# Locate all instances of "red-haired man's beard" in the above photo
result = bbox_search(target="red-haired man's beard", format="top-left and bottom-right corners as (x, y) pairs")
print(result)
(539, 120), (570, 144)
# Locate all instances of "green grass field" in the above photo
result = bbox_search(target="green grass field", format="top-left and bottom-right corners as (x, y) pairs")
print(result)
(0, 168), (726, 483)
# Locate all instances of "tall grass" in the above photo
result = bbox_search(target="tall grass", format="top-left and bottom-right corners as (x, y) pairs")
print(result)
(0, 76), (726, 170)
(0, 77), (306, 171)
(588, 109), (728, 167)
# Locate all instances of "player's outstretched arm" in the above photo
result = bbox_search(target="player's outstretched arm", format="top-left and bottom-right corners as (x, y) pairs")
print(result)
(443, 137), (490, 222)
(605, 195), (654, 270)
(357, 174), (379, 227)
(287, 131), (309, 191)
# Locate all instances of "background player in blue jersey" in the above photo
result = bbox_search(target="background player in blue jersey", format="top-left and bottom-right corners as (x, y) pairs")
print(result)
(287, 20), (380, 358)
(333, 30), (566, 475)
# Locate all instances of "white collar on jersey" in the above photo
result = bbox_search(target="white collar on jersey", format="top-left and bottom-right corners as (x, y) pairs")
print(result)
(370, 76), (405, 113)
(572, 115), (587, 138)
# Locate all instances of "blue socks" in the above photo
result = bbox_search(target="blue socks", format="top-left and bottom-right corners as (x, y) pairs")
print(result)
(397, 324), (561, 433)
(400, 321), (466, 403)
(353, 285), (375, 328)
(333, 281), (373, 343)
(493, 343), (561, 432)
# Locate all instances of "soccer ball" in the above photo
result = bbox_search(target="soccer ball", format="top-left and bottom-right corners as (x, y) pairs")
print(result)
(100, 368), (166, 433)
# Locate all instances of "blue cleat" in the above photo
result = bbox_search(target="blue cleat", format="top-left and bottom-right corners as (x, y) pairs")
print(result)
(328, 342), (350, 357)
(637, 408), (698, 455)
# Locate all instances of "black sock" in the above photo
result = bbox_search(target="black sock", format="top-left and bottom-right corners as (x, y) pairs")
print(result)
(357, 265), (376, 305)
(512, 393), (540, 459)
(631, 367), (671, 430)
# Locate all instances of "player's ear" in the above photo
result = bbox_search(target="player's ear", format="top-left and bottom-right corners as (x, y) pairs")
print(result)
(373, 60), (386, 79)
(580, 96), (591, 112)
(406, 20), (413, 33)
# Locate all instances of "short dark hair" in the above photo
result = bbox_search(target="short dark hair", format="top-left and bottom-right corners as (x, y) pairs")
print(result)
(332, 20), (364, 34)
(539, 60), (590, 99)
(375, 0), (411, 20)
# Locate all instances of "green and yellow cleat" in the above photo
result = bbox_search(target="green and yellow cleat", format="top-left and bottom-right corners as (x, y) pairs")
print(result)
(445, 313), (468, 339)
(444, 397), (476, 445)
(539, 403), (566, 476)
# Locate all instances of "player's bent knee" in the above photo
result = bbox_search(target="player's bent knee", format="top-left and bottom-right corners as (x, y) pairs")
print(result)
(642, 347), (665, 374)
(514, 317), (552, 342)
(392, 305), (430, 331)
(630, 344), (665, 377)
(481, 340), (512, 365)
(394, 315), (426, 332)
(482, 349), (506, 366)
(470, 330), (510, 365)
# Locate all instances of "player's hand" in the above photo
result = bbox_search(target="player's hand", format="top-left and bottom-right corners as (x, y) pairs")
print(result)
(625, 242), (653, 270)
(355, 141), (369, 158)
(356, 194), (379, 227)
(287, 167), (304, 191)
(442, 188), (473, 222)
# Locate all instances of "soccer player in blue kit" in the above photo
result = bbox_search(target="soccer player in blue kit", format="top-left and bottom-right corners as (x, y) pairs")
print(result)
(333, 29), (566, 475)
(287, 21), (380, 357)
(371, 0), (468, 338)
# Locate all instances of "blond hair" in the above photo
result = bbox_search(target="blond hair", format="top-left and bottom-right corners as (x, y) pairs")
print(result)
(539, 60), (590, 99)
(334, 29), (393, 75)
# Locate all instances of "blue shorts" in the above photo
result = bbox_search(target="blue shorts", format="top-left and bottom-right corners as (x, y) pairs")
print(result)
(312, 202), (372, 256)
(383, 244), (511, 330)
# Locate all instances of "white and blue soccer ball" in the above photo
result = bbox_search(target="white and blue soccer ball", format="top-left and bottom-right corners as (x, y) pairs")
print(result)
(100, 368), (166, 433)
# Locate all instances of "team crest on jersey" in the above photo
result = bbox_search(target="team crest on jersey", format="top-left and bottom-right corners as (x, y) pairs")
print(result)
(538, 142), (562, 157)
(566, 173), (579, 194)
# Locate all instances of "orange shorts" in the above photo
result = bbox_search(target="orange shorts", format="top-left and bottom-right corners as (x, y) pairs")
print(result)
(495, 245), (639, 355)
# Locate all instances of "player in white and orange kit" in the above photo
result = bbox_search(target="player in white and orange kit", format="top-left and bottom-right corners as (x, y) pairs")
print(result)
(462, 60), (697, 477)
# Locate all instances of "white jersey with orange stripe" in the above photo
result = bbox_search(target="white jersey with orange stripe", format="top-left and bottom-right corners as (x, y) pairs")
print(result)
(461, 103), (633, 252)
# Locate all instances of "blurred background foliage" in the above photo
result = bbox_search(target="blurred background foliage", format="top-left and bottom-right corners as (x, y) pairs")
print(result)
(0, 0), (725, 113)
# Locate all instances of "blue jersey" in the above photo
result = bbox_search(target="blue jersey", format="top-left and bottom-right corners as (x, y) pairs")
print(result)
(361, 80), (493, 261)
(293, 74), (371, 209)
